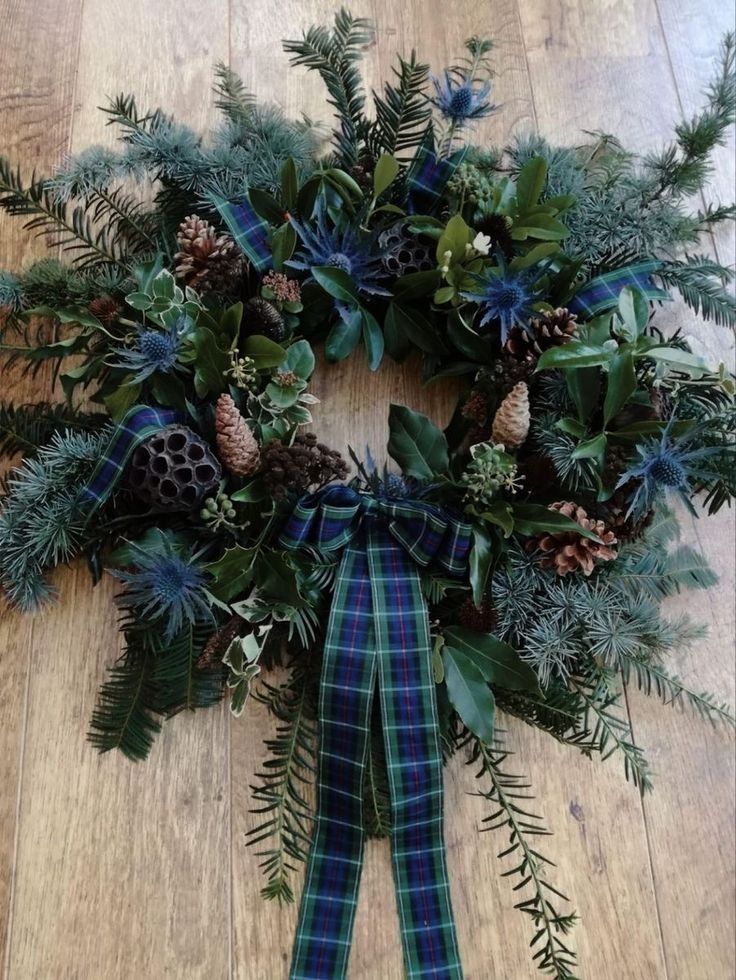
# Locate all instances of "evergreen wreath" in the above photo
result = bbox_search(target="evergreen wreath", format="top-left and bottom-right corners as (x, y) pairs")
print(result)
(1, 12), (735, 978)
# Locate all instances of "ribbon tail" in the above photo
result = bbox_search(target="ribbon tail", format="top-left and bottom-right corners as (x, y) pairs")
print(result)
(290, 543), (376, 980)
(367, 527), (463, 980)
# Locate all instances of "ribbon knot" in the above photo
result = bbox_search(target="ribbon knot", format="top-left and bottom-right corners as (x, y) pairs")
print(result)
(280, 486), (472, 980)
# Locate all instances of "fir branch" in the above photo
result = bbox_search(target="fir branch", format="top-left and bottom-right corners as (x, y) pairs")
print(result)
(369, 51), (431, 162)
(284, 8), (374, 167)
(571, 668), (653, 794)
(622, 656), (735, 728)
(151, 622), (226, 716)
(88, 639), (162, 761)
(213, 63), (256, 125)
(657, 255), (736, 328)
(0, 401), (106, 459)
(468, 737), (579, 980)
(248, 659), (318, 903)
(611, 540), (718, 601)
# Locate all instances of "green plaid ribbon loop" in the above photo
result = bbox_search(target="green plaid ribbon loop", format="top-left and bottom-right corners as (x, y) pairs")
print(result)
(279, 486), (472, 980)
(569, 260), (670, 319)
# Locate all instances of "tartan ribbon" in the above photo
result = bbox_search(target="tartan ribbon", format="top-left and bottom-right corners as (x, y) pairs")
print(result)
(210, 193), (273, 273)
(569, 260), (670, 319)
(405, 145), (467, 215)
(279, 485), (472, 980)
(78, 404), (185, 516)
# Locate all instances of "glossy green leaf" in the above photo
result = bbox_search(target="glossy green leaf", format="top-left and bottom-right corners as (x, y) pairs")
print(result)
(387, 404), (449, 479)
(325, 307), (362, 361)
(618, 286), (649, 337)
(249, 187), (284, 224)
(603, 350), (636, 424)
(443, 627), (540, 693)
(571, 432), (607, 461)
(204, 546), (257, 602)
(515, 157), (547, 211)
(312, 265), (361, 304)
(469, 524), (493, 606)
(537, 341), (612, 371)
(241, 334), (287, 369)
(361, 308), (384, 371)
(510, 502), (603, 542)
(373, 153), (399, 198)
(443, 645), (495, 742)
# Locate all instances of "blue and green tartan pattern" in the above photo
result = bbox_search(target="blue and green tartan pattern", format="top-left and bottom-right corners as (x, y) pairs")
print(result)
(280, 486), (472, 980)
(210, 193), (273, 273)
(569, 260), (670, 318)
(405, 146), (467, 215)
(78, 405), (184, 515)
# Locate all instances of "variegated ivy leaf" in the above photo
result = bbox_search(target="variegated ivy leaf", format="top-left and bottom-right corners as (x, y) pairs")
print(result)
(223, 626), (271, 718)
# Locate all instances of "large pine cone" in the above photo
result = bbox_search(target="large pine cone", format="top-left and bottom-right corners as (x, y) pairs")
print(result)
(378, 222), (435, 277)
(527, 501), (618, 576)
(215, 394), (260, 477)
(174, 214), (244, 294)
(505, 308), (577, 361)
(491, 381), (530, 449)
(128, 425), (221, 511)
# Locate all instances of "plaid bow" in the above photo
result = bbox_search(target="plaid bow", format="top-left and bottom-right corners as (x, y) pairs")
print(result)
(405, 145), (467, 215)
(280, 485), (472, 980)
(210, 193), (273, 273)
(78, 404), (185, 516)
(569, 260), (670, 319)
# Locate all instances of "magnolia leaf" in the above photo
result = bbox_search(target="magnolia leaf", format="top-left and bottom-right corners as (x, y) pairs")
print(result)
(618, 286), (649, 338)
(387, 404), (449, 479)
(325, 306), (362, 361)
(510, 502), (603, 542)
(271, 221), (297, 272)
(373, 153), (400, 198)
(361, 308), (385, 370)
(571, 432), (607, 461)
(469, 524), (493, 606)
(443, 627), (540, 693)
(312, 265), (361, 303)
(479, 501), (515, 537)
(603, 350), (637, 424)
(537, 341), (612, 371)
(443, 645), (495, 742)
(241, 334), (287, 369)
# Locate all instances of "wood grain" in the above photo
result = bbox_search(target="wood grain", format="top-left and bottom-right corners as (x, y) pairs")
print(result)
(0, 2), (733, 978)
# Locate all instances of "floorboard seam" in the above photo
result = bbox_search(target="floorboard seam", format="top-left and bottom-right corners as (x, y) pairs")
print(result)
(511, 0), (540, 133)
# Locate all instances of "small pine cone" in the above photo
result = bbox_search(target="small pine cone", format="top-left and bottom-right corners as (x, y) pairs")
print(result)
(88, 294), (120, 326)
(474, 213), (514, 259)
(457, 596), (497, 633)
(491, 382), (530, 449)
(242, 297), (287, 342)
(491, 355), (535, 398)
(461, 390), (490, 426)
(197, 615), (245, 669)
(527, 501), (618, 576)
(505, 308), (577, 362)
(215, 394), (260, 477)
(174, 214), (244, 294)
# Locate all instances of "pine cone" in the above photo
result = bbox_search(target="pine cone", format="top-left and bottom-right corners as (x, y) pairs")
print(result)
(457, 596), (497, 633)
(474, 213), (514, 259)
(174, 214), (244, 294)
(527, 501), (618, 576)
(505, 308), (577, 362)
(88, 294), (120, 326)
(215, 394), (260, 477)
(491, 355), (535, 398)
(491, 382), (530, 449)
(242, 297), (287, 342)
(260, 433), (348, 498)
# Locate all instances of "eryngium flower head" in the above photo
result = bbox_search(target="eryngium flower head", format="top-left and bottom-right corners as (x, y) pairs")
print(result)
(616, 419), (723, 519)
(110, 321), (184, 383)
(114, 537), (213, 641)
(287, 204), (389, 300)
(462, 255), (544, 344)
(430, 70), (494, 124)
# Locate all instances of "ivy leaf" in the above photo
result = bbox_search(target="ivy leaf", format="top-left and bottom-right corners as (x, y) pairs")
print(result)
(189, 326), (230, 397)
(443, 627), (540, 693)
(443, 645), (495, 742)
(387, 404), (449, 479)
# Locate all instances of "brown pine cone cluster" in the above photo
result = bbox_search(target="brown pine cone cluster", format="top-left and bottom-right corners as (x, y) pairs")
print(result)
(260, 433), (348, 498)
(174, 214), (244, 293)
(527, 501), (618, 576)
(457, 596), (497, 633)
(505, 308), (577, 362)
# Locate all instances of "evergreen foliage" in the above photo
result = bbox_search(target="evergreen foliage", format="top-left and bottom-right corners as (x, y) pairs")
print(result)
(368, 51), (432, 163)
(0, 401), (107, 459)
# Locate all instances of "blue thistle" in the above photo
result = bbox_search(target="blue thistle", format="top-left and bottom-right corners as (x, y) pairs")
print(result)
(616, 419), (723, 519)
(430, 70), (494, 124)
(114, 537), (213, 641)
(287, 204), (390, 302)
(461, 255), (544, 343)
(110, 320), (185, 383)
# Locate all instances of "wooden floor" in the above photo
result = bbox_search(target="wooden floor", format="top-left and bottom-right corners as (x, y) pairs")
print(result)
(1, 2), (735, 977)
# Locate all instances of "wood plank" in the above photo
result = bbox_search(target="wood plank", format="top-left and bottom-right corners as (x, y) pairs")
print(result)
(4, 2), (231, 978)
(0, 0), (85, 970)
(518, 2), (735, 978)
